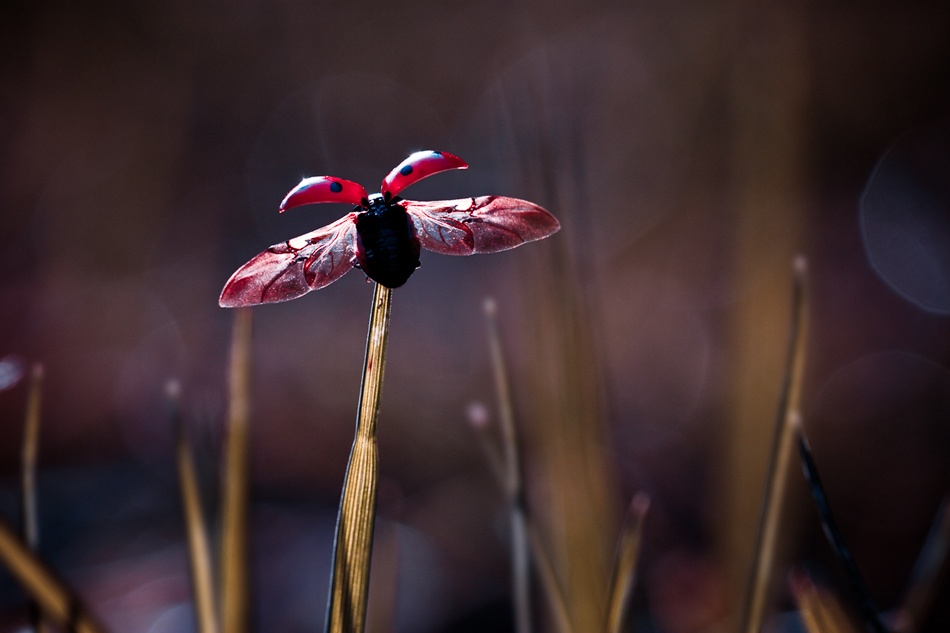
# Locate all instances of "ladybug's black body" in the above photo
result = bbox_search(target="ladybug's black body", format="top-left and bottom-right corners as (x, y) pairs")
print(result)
(354, 193), (421, 288)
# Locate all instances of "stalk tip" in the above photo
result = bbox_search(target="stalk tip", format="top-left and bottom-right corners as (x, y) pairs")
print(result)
(165, 378), (182, 400)
(467, 401), (491, 429)
(793, 254), (808, 276)
(630, 492), (651, 516)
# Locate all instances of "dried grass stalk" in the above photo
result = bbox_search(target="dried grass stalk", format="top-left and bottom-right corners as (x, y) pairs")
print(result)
(326, 283), (392, 633)
(790, 570), (859, 633)
(894, 497), (950, 633)
(0, 517), (105, 633)
(605, 493), (650, 633)
(220, 308), (253, 633)
(21, 364), (42, 549)
(469, 411), (573, 633)
(526, 522), (574, 633)
(21, 364), (48, 633)
(740, 256), (809, 633)
(484, 298), (533, 633)
(169, 380), (219, 633)
(796, 421), (887, 633)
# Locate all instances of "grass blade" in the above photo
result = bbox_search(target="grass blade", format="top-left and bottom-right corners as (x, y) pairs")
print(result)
(21, 363), (48, 633)
(169, 380), (219, 633)
(484, 298), (532, 633)
(740, 256), (809, 633)
(468, 404), (573, 633)
(20, 364), (42, 549)
(790, 570), (859, 633)
(796, 422), (888, 633)
(220, 307), (253, 633)
(0, 516), (106, 633)
(894, 497), (950, 633)
(326, 283), (392, 633)
(466, 402), (506, 486)
(526, 522), (574, 633)
(605, 493), (650, 633)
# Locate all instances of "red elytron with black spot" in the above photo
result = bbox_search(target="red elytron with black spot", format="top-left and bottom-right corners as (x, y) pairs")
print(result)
(219, 150), (560, 307)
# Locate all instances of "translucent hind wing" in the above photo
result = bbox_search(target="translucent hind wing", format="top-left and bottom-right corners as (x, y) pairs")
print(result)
(219, 213), (359, 306)
(403, 196), (559, 255)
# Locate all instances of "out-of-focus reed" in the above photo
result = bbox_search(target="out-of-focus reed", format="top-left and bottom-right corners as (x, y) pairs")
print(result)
(0, 364), (106, 633)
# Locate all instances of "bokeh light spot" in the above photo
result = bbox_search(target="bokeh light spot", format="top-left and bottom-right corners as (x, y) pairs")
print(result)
(860, 122), (950, 313)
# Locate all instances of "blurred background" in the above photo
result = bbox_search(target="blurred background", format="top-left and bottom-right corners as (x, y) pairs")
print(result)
(1, 0), (949, 631)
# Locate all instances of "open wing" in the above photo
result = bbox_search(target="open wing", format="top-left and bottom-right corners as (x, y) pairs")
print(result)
(402, 196), (560, 255)
(219, 213), (359, 307)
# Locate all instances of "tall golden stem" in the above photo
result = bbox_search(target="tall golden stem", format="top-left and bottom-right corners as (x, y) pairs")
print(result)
(740, 257), (809, 633)
(220, 308), (252, 633)
(326, 283), (392, 633)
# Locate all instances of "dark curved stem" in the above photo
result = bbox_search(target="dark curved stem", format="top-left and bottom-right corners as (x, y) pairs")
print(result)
(797, 431), (890, 633)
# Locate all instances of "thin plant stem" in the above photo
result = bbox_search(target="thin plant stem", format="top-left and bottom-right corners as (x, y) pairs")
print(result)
(1, 363), (104, 633)
(894, 497), (950, 633)
(740, 255), (809, 633)
(605, 493), (650, 633)
(21, 363), (47, 633)
(484, 298), (532, 633)
(796, 420), (888, 633)
(0, 516), (105, 633)
(789, 570), (858, 633)
(468, 409), (573, 633)
(468, 302), (574, 633)
(526, 522), (574, 633)
(326, 282), (392, 633)
(467, 301), (572, 633)
(220, 308), (252, 633)
(20, 364), (42, 549)
(466, 402), (506, 486)
(169, 380), (220, 633)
